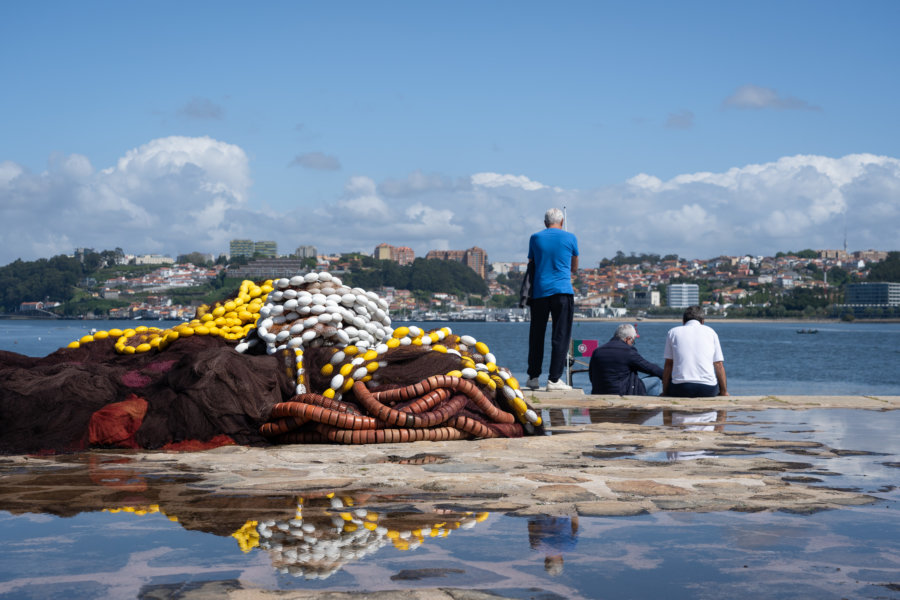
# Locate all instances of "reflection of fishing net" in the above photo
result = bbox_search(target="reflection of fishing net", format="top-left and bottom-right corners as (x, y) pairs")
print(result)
(255, 493), (489, 580)
(0, 272), (541, 454)
(96, 492), (488, 581)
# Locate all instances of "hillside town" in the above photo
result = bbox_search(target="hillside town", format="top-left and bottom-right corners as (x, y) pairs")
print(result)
(14, 239), (898, 321)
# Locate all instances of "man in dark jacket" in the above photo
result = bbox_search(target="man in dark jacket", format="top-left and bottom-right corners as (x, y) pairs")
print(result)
(589, 324), (663, 395)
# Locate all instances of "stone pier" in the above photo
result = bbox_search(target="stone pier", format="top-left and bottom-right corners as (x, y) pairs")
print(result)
(3, 392), (896, 515)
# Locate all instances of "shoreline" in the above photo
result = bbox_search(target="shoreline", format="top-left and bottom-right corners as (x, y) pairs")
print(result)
(575, 316), (900, 323)
(2, 316), (898, 324)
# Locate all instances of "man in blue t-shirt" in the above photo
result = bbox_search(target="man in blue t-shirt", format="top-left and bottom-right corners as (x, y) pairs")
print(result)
(526, 208), (579, 391)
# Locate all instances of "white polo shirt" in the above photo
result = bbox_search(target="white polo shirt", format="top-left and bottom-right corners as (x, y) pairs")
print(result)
(663, 320), (724, 385)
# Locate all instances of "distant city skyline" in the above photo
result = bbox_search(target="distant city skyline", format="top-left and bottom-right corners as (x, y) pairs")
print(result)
(2, 2), (898, 267)
(64, 243), (891, 272)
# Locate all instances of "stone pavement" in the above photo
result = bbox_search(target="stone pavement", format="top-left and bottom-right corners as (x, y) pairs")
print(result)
(4, 392), (896, 518)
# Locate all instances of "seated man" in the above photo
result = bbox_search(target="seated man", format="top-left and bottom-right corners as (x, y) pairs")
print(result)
(662, 305), (728, 397)
(589, 324), (663, 395)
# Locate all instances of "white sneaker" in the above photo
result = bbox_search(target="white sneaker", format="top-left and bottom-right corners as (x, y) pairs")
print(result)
(525, 377), (540, 389)
(546, 379), (572, 391)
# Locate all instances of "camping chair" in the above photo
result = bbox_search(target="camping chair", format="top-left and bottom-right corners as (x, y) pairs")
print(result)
(566, 338), (598, 387)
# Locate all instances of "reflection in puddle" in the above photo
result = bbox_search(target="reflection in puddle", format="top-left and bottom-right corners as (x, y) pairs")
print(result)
(567, 407), (900, 496)
(542, 407), (732, 431)
(377, 452), (449, 465)
(0, 459), (489, 584)
(255, 493), (488, 579)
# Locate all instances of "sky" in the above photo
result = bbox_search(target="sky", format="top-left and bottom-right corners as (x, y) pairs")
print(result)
(1, 1), (898, 269)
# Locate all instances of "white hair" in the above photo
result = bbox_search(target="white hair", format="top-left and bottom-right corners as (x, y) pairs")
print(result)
(614, 323), (636, 341)
(544, 208), (564, 227)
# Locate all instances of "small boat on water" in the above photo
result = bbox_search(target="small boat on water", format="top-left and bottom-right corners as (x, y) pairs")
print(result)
(797, 328), (819, 334)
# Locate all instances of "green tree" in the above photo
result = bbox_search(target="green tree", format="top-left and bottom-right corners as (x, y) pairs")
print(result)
(488, 294), (518, 308)
(176, 252), (213, 266)
(782, 287), (829, 312)
(825, 266), (850, 287)
(867, 251), (900, 282)
(0, 255), (86, 312)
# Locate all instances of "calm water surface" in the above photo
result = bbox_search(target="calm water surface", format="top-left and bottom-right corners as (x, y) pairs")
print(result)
(2, 319), (900, 395)
(405, 319), (900, 396)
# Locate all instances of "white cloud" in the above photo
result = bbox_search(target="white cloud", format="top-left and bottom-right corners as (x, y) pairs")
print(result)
(399, 203), (462, 238)
(471, 172), (549, 191)
(626, 173), (663, 191)
(330, 176), (392, 224)
(0, 136), (251, 263)
(0, 139), (897, 268)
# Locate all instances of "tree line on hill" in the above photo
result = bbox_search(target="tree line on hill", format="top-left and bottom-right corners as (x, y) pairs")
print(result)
(0, 251), (489, 315)
(339, 254), (488, 298)
(599, 251), (681, 267)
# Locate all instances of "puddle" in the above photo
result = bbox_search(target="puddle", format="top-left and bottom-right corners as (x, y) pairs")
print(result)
(549, 407), (900, 495)
(1, 408), (898, 599)
(377, 453), (449, 465)
(254, 493), (490, 580)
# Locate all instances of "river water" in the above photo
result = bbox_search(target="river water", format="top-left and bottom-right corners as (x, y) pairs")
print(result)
(3, 318), (898, 395)
(1, 319), (898, 598)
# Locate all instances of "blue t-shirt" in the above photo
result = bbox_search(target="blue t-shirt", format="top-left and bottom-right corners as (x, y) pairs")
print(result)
(528, 228), (579, 298)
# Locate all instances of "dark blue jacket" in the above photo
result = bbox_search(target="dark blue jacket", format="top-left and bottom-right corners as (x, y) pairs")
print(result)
(589, 337), (664, 395)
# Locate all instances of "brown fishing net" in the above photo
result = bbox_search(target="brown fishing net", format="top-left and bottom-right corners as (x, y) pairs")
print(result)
(0, 330), (538, 454)
(0, 336), (293, 454)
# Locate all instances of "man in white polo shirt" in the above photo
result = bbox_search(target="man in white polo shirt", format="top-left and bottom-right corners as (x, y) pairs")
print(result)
(662, 305), (728, 397)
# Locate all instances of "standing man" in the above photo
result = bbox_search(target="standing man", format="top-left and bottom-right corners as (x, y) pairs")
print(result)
(662, 305), (728, 397)
(589, 323), (664, 395)
(526, 208), (579, 391)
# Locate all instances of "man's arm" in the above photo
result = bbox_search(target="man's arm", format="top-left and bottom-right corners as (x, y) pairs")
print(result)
(714, 361), (728, 396)
(630, 350), (664, 379)
(662, 358), (673, 396)
(571, 255), (578, 274)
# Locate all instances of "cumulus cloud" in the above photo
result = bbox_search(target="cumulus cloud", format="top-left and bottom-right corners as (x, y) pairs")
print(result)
(471, 172), (549, 191)
(1, 138), (897, 268)
(334, 176), (390, 220)
(0, 136), (250, 263)
(178, 97), (225, 119)
(723, 84), (821, 111)
(290, 152), (341, 171)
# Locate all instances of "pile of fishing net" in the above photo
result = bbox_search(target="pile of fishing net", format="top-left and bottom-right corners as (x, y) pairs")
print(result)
(0, 272), (542, 454)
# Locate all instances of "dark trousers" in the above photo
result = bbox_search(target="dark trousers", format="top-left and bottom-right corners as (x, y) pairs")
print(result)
(528, 294), (574, 382)
(667, 381), (719, 397)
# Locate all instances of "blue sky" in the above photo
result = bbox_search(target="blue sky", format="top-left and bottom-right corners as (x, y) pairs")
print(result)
(1, 1), (898, 268)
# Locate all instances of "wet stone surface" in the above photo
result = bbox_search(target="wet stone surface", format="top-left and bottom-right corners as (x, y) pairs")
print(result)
(1, 395), (898, 599)
(2, 397), (896, 522)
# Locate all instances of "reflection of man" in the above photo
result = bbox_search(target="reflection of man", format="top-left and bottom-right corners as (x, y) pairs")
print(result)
(528, 514), (579, 576)
(663, 409), (728, 431)
(663, 410), (728, 461)
(525, 208), (579, 391)
(662, 306), (728, 397)
(589, 324), (663, 395)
